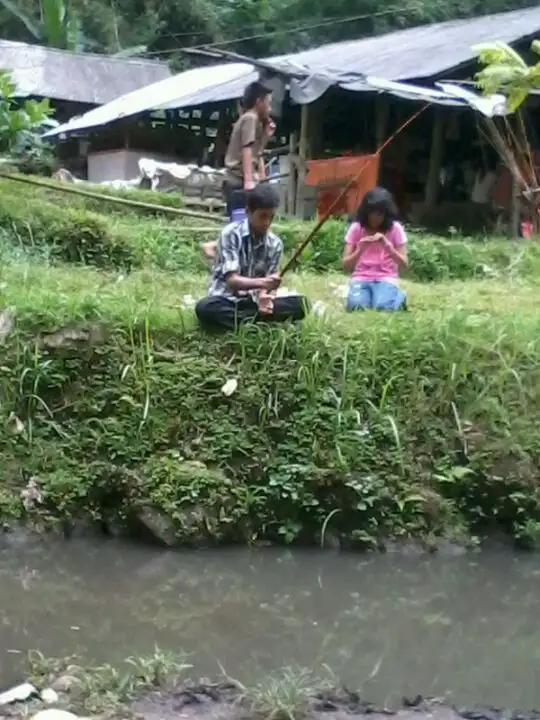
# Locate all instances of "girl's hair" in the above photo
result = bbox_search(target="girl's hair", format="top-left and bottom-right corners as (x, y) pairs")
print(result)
(355, 186), (398, 232)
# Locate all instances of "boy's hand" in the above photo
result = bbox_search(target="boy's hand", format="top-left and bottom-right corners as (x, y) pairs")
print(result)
(260, 274), (281, 292)
(257, 294), (274, 315)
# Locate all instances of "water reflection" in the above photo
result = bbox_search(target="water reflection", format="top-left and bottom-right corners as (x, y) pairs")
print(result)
(1, 538), (540, 708)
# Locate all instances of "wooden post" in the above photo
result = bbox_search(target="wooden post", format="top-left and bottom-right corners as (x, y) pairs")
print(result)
(374, 95), (389, 184)
(375, 95), (389, 149)
(287, 131), (298, 215)
(295, 104), (309, 219)
(423, 108), (445, 213)
(510, 173), (520, 239)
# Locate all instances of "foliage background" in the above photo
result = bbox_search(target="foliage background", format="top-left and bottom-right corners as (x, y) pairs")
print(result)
(0, 0), (537, 68)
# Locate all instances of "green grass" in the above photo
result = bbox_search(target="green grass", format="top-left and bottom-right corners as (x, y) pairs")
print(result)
(3, 173), (540, 280)
(1, 252), (540, 547)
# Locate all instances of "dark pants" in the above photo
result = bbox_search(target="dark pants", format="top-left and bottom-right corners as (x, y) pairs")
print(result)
(222, 181), (246, 220)
(195, 295), (308, 331)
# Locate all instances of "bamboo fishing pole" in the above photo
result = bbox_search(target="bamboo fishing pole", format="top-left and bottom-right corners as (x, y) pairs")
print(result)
(279, 105), (428, 277)
(0, 172), (224, 223)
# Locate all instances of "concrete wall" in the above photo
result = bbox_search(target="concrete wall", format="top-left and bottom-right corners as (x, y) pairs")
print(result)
(87, 149), (181, 184)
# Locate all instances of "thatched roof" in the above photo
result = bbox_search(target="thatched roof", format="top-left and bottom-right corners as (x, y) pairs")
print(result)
(0, 39), (171, 105)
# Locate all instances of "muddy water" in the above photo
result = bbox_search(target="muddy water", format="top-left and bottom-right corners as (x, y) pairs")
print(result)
(1, 537), (539, 708)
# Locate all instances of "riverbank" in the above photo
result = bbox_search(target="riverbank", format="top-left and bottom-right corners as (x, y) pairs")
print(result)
(1, 263), (540, 549)
(2, 651), (538, 720)
(1, 176), (540, 549)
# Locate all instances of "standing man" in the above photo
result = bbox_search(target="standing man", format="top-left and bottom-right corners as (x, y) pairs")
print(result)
(223, 81), (272, 220)
(201, 82), (275, 262)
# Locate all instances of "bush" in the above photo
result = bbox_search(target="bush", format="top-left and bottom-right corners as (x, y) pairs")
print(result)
(1, 262), (540, 549)
(0, 190), (134, 268)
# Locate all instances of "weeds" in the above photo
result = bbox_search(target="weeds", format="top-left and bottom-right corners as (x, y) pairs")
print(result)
(26, 647), (192, 713)
(23, 653), (342, 720)
(239, 667), (330, 720)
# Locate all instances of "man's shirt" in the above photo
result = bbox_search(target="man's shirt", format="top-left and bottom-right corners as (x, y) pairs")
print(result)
(224, 111), (265, 186)
(207, 218), (283, 299)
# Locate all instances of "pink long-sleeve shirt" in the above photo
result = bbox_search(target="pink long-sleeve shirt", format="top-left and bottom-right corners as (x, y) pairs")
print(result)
(344, 221), (407, 285)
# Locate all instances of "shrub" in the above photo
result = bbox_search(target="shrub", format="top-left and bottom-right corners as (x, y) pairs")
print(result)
(0, 192), (134, 269)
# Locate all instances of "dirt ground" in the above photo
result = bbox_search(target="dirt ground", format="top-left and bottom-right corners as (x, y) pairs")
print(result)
(131, 685), (537, 720)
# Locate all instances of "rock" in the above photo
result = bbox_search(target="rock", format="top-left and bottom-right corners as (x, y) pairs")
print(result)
(31, 710), (79, 720)
(50, 676), (78, 694)
(38, 324), (107, 350)
(0, 682), (39, 705)
(40, 689), (59, 704)
(321, 530), (341, 550)
(133, 507), (177, 547)
(20, 477), (43, 511)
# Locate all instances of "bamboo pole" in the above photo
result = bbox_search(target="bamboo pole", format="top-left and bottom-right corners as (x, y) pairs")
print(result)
(0, 172), (224, 223)
(295, 104), (309, 219)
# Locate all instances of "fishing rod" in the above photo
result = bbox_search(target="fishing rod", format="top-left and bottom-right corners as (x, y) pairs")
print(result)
(0, 172), (224, 223)
(279, 104), (428, 277)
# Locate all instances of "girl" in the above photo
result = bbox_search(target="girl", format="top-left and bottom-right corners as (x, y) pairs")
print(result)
(342, 186), (408, 312)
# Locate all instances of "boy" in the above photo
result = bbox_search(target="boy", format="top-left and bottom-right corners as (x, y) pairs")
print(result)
(195, 184), (308, 331)
(223, 81), (272, 216)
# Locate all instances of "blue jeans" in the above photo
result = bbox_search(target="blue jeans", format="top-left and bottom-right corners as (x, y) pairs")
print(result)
(346, 280), (406, 312)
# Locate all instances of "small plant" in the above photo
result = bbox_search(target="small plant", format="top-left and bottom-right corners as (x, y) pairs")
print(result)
(240, 667), (328, 720)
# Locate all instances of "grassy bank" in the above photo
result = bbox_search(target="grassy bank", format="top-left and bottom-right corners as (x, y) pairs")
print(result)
(0, 175), (540, 548)
(1, 249), (540, 547)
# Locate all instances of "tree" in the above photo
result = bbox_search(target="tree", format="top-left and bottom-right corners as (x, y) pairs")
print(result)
(0, 0), (90, 50)
(0, 0), (148, 54)
(0, 70), (50, 152)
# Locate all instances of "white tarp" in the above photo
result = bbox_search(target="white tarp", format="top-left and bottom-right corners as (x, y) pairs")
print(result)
(436, 82), (510, 116)
(348, 76), (466, 107)
(55, 157), (226, 195)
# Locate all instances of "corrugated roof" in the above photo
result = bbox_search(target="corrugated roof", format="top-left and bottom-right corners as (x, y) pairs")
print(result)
(0, 39), (171, 105)
(270, 5), (540, 81)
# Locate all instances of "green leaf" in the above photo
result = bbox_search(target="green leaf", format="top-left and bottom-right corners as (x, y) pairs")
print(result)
(0, 0), (42, 40)
(42, 0), (65, 47)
